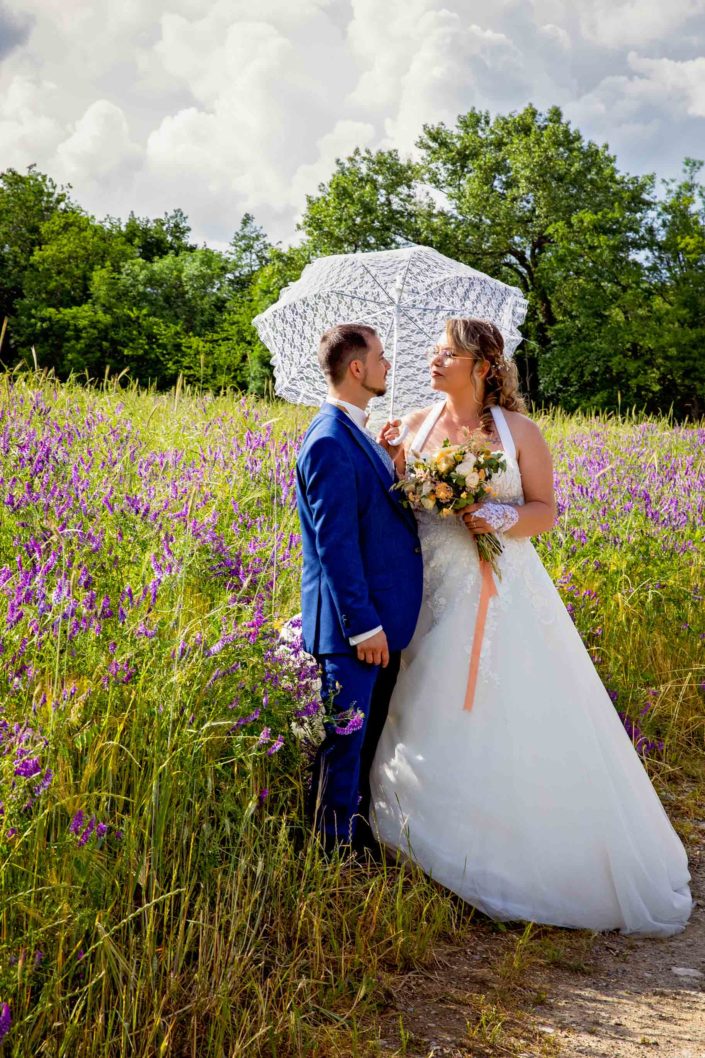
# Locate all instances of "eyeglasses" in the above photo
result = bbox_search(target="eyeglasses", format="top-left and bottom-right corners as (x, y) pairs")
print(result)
(425, 346), (475, 365)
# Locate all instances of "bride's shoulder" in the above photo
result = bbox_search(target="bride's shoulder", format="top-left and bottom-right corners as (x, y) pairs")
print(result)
(502, 408), (543, 439)
(501, 409), (551, 459)
(402, 405), (435, 430)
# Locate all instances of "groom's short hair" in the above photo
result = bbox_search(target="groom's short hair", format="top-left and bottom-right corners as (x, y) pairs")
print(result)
(318, 323), (378, 385)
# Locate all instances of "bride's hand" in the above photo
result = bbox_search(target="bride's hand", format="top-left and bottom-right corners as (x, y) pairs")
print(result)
(461, 503), (493, 535)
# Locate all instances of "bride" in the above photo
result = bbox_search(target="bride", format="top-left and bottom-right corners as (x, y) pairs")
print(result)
(370, 317), (692, 936)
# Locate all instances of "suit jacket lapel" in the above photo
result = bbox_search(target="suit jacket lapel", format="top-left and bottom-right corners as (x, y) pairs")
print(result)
(317, 404), (416, 527)
(319, 403), (394, 494)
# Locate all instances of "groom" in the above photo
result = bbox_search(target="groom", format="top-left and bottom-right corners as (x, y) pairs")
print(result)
(296, 323), (423, 856)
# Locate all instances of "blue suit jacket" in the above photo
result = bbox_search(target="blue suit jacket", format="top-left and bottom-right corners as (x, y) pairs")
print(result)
(296, 403), (424, 656)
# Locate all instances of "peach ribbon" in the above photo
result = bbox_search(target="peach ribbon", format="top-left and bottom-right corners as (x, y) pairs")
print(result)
(463, 558), (498, 711)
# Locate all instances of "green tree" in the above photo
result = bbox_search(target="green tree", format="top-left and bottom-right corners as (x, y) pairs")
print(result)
(92, 249), (229, 334)
(299, 148), (429, 254)
(212, 243), (312, 395)
(418, 105), (654, 403)
(120, 208), (195, 261)
(228, 213), (274, 290)
(0, 166), (72, 357)
(89, 250), (232, 388)
(298, 106), (662, 411)
(647, 160), (705, 418)
(13, 210), (136, 373)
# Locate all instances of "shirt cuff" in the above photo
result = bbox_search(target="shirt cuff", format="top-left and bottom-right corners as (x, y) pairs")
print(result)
(349, 625), (383, 646)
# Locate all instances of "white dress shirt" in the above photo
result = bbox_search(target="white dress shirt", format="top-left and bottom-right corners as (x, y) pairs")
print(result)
(325, 398), (384, 647)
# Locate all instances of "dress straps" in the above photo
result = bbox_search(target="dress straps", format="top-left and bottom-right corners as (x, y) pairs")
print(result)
(410, 401), (517, 459)
(409, 400), (445, 455)
(490, 405), (516, 460)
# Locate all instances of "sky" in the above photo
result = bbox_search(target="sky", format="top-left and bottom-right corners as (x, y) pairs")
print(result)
(1, 0), (704, 250)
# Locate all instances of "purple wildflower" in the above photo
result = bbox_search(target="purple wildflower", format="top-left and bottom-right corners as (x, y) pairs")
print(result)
(14, 757), (41, 779)
(69, 810), (85, 835)
(334, 710), (366, 736)
(266, 734), (285, 756)
(0, 1003), (10, 1042)
(78, 816), (97, 846)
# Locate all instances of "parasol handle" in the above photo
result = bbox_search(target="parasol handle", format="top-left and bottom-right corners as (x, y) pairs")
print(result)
(387, 423), (409, 447)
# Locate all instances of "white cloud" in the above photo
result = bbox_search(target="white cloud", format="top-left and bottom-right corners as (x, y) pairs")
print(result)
(141, 3), (360, 240)
(386, 17), (523, 149)
(0, 75), (63, 169)
(56, 100), (142, 182)
(0, 0), (702, 243)
(531, 0), (705, 49)
(577, 0), (705, 49)
(538, 22), (571, 50)
(290, 119), (376, 206)
(347, 1), (529, 153)
(627, 52), (705, 117)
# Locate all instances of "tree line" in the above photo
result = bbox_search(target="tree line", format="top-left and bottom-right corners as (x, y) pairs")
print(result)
(1, 105), (703, 417)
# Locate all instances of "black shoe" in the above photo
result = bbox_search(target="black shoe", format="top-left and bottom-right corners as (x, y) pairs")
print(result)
(351, 836), (384, 865)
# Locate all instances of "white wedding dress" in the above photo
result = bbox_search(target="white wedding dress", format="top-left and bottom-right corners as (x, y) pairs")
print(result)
(370, 403), (692, 936)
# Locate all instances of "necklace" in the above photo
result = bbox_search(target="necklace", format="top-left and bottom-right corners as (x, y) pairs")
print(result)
(439, 403), (482, 437)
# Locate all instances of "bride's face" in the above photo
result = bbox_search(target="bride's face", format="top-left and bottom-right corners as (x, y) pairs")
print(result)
(427, 336), (486, 399)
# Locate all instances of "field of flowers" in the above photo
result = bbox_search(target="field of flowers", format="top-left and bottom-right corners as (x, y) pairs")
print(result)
(0, 373), (703, 1057)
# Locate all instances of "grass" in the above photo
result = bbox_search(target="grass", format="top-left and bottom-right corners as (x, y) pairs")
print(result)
(0, 370), (703, 1056)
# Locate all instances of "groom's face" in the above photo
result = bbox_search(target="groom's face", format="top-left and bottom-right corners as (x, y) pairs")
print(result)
(359, 335), (390, 398)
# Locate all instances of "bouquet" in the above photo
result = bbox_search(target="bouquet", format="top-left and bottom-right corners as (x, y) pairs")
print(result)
(394, 435), (508, 573)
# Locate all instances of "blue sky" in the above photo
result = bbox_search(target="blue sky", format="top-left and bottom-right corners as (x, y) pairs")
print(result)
(1, 0), (703, 248)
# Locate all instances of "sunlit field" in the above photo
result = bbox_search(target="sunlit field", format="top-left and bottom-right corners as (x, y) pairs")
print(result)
(1, 373), (703, 1057)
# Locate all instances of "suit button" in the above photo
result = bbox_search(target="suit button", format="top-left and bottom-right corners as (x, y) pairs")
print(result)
(414, 546), (421, 554)
(342, 614), (349, 625)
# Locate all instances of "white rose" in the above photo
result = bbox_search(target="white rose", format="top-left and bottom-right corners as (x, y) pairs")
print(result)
(458, 465), (481, 490)
(456, 456), (478, 478)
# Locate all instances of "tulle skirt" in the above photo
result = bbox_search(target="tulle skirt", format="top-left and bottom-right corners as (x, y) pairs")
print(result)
(370, 522), (692, 936)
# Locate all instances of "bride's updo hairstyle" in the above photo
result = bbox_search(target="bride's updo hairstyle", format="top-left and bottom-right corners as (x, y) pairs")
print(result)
(445, 317), (527, 435)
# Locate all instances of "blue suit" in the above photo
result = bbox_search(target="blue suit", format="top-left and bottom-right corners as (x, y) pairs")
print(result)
(296, 403), (423, 850)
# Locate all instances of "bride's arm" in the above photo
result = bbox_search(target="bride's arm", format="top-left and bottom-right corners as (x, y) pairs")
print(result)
(463, 416), (556, 539)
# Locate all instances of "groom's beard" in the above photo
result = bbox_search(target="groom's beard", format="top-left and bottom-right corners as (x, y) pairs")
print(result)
(361, 380), (387, 398)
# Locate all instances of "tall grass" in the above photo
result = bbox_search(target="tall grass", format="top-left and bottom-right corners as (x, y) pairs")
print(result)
(0, 372), (702, 1056)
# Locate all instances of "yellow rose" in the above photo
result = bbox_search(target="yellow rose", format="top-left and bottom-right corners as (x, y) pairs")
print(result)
(436, 453), (456, 474)
(439, 506), (455, 518)
(435, 481), (454, 502)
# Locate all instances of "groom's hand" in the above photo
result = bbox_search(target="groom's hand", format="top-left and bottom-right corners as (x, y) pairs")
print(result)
(377, 420), (406, 473)
(356, 629), (390, 668)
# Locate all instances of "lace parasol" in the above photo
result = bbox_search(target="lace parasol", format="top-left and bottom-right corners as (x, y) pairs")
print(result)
(253, 244), (528, 418)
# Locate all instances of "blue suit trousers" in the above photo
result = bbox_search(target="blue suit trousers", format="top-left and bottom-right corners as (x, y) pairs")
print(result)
(307, 650), (401, 851)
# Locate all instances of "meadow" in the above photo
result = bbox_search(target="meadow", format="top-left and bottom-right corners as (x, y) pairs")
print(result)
(0, 372), (703, 1057)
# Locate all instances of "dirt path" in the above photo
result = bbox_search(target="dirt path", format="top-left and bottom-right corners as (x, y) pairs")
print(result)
(539, 832), (705, 1058)
(377, 831), (705, 1057)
